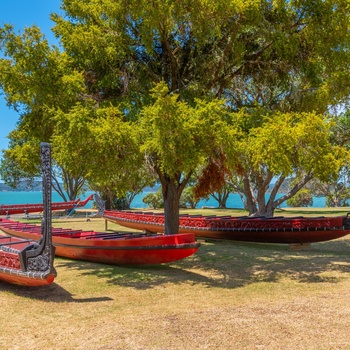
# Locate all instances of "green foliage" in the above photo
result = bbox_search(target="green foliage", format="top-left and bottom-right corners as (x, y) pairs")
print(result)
(112, 197), (130, 210)
(139, 82), (235, 180)
(331, 110), (350, 148)
(2, 0), (350, 220)
(52, 103), (144, 197)
(0, 154), (35, 188)
(0, 25), (84, 120)
(310, 166), (350, 208)
(180, 186), (201, 209)
(142, 191), (164, 209)
(226, 111), (347, 215)
(0, 24), (87, 197)
(232, 111), (345, 181)
(286, 189), (313, 208)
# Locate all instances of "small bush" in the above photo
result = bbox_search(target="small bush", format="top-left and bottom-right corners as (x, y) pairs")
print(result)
(286, 189), (313, 207)
(142, 192), (164, 209)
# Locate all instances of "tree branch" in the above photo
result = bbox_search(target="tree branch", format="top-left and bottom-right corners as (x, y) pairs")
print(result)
(273, 172), (314, 207)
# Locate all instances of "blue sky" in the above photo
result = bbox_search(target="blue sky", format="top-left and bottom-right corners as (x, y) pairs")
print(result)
(0, 1), (61, 153)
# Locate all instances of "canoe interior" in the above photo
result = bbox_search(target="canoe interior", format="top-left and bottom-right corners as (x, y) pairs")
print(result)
(0, 218), (200, 265)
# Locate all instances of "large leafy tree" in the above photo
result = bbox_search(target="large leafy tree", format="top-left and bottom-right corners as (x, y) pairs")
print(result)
(138, 82), (235, 233)
(218, 1), (350, 215)
(51, 103), (151, 205)
(308, 110), (350, 207)
(229, 112), (346, 216)
(51, 0), (350, 223)
(0, 25), (88, 200)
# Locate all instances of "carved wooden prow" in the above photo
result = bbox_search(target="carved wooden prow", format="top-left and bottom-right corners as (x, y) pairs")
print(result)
(93, 194), (108, 230)
(94, 193), (106, 217)
(20, 142), (55, 273)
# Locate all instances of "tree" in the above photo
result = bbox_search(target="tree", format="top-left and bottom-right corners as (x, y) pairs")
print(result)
(325, 181), (350, 207)
(0, 131), (87, 200)
(210, 186), (232, 209)
(0, 151), (36, 189)
(52, 103), (145, 201)
(307, 110), (350, 207)
(142, 191), (163, 209)
(180, 186), (201, 209)
(1, 0), (350, 231)
(309, 166), (350, 207)
(138, 82), (235, 232)
(331, 110), (350, 147)
(0, 24), (88, 200)
(226, 111), (346, 216)
(217, 0), (350, 216)
(89, 166), (157, 210)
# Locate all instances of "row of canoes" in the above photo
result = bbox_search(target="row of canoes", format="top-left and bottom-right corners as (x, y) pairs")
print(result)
(0, 144), (201, 286)
(2, 205), (350, 286)
(2, 197), (350, 286)
(0, 212), (200, 286)
(1, 144), (350, 286)
(0, 211), (200, 286)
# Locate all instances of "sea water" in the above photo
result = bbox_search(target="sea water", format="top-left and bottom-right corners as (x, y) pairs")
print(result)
(0, 190), (326, 209)
(0, 191), (95, 209)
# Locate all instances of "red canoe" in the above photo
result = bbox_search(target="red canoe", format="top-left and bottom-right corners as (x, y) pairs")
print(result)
(0, 194), (94, 216)
(0, 219), (200, 265)
(0, 143), (56, 286)
(100, 210), (350, 244)
(0, 235), (56, 286)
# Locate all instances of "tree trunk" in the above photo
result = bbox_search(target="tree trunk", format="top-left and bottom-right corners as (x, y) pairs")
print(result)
(219, 189), (230, 208)
(243, 176), (258, 215)
(212, 188), (230, 208)
(155, 168), (192, 234)
(218, 197), (227, 208)
(162, 177), (181, 234)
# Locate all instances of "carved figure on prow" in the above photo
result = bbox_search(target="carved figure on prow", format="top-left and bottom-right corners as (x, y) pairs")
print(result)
(94, 193), (106, 216)
(24, 142), (55, 274)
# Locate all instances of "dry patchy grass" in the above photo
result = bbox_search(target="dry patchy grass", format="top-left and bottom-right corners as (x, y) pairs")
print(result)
(1, 212), (350, 349)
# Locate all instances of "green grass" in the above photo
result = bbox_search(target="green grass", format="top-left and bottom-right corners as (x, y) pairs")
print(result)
(1, 210), (350, 349)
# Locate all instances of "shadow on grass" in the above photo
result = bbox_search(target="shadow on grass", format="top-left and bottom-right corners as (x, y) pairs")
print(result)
(54, 237), (350, 290)
(0, 281), (113, 303)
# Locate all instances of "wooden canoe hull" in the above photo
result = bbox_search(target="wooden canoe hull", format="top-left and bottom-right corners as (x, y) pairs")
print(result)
(53, 244), (199, 265)
(0, 143), (56, 286)
(0, 142), (56, 287)
(0, 269), (55, 287)
(0, 220), (200, 265)
(0, 194), (93, 216)
(0, 237), (56, 286)
(102, 211), (350, 244)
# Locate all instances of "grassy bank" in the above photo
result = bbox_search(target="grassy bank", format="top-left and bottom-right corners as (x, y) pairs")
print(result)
(1, 210), (350, 349)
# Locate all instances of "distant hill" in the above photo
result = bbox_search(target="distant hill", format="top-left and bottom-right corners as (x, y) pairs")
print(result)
(0, 181), (44, 192)
(0, 180), (93, 192)
(269, 179), (292, 194)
